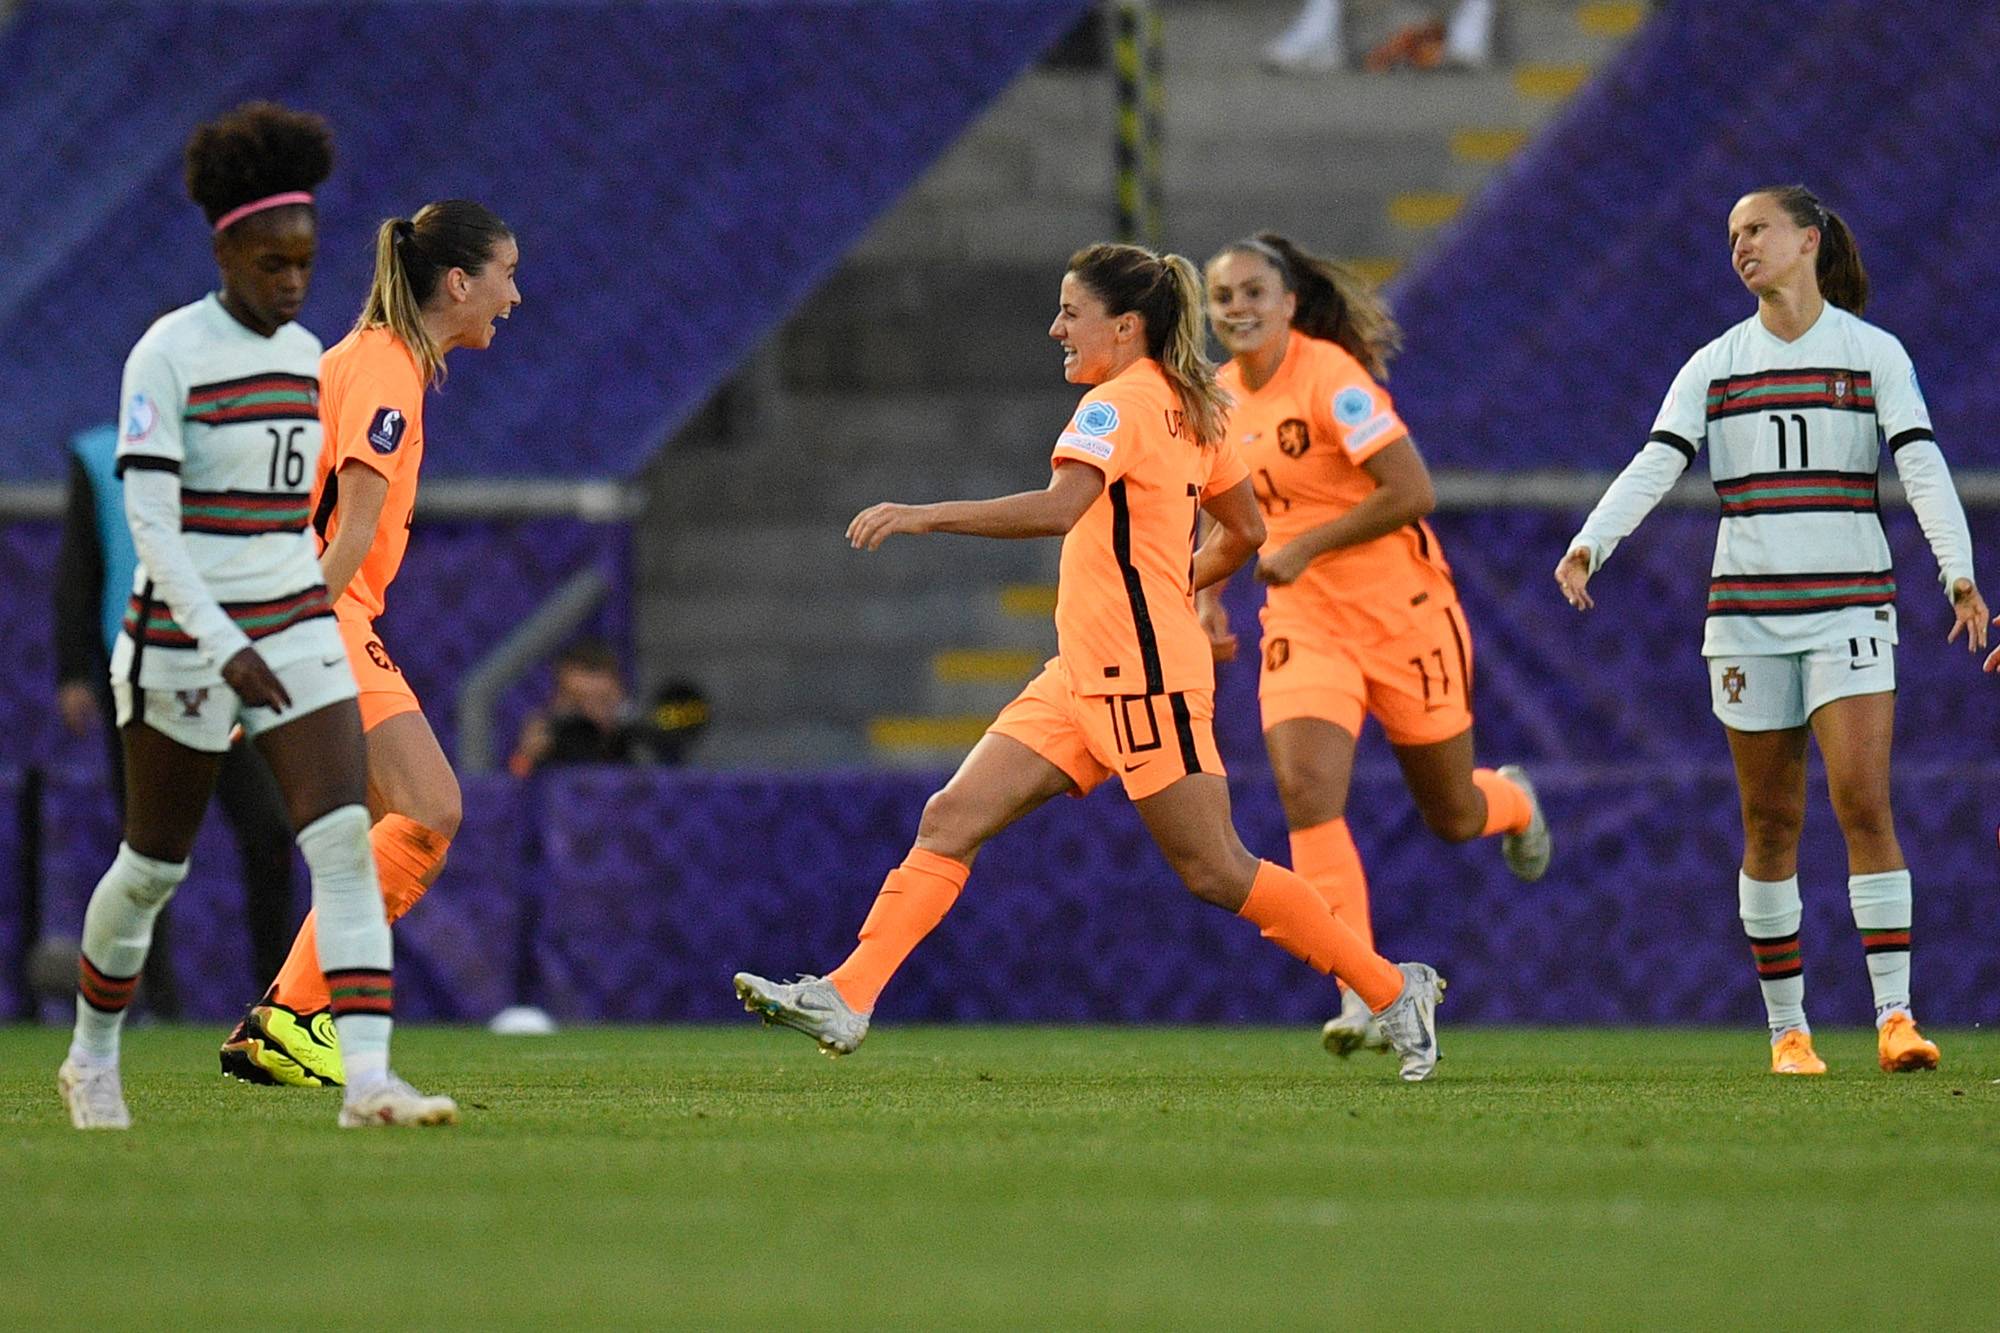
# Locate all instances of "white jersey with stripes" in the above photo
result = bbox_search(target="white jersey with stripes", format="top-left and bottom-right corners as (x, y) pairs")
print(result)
(111, 294), (331, 687)
(1579, 303), (1973, 657)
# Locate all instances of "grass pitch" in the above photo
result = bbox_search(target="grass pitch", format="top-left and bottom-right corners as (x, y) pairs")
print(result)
(3, 1024), (1997, 1330)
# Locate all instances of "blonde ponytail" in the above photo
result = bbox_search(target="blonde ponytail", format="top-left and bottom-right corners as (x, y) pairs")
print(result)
(353, 199), (513, 388)
(1067, 242), (1232, 449)
(1154, 254), (1229, 449)
(356, 218), (445, 386)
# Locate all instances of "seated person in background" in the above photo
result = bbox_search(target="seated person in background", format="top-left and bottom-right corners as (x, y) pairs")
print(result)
(1265, 0), (1495, 73)
(508, 641), (709, 774)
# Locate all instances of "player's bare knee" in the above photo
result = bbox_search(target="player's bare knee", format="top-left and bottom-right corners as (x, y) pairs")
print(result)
(1272, 758), (1344, 825)
(1740, 806), (1803, 860)
(916, 788), (982, 862)
(1168, 844), (1256, 911)
(1828, 791), (1895, 846)
(405, 782), (462, 841)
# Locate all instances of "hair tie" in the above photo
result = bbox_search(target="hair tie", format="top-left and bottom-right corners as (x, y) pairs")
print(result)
(212, 191), (314, 234)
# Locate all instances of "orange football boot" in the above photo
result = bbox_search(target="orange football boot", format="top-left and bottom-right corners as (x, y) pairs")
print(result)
(1771, 1029), (1827, 1075)
(1877, 1012), (1940, 1072)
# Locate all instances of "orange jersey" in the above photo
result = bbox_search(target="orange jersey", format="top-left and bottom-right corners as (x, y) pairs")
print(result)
(309, 328), (426, 621)
(1051, 358), (1249, 696)
(1219, 330), (1455, 642)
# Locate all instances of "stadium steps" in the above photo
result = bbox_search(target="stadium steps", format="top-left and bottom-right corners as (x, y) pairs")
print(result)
(635, 0), (1649, 768)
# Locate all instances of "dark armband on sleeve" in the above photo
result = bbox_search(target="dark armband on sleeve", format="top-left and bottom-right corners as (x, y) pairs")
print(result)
(1645, 430), (1698, 462)
(1887, 428), (1936, 454)
(114, 455), (181, 477)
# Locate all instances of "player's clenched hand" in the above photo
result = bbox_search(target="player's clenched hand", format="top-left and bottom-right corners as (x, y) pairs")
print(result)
(221, 646), (291, 712)
(1254, 542), (1312, 587)
(1197, 594), (1237, 662)
(1554, 547), (1595, 611)
(1947, 578), (1988, 654)
(847, 503), (932, 551)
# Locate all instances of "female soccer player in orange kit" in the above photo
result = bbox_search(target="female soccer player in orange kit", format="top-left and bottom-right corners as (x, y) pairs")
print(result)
(1198, 233), (1549, 1059)
(735, 243), (1448, 1081)
(221, 200), (520, 1087)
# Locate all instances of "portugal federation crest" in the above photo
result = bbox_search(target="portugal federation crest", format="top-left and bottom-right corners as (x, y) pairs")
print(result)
(1720, 666), (1747, 704)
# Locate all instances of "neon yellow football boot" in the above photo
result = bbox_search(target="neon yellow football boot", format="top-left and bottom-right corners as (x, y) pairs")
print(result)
(220, 1003), (345, 1087)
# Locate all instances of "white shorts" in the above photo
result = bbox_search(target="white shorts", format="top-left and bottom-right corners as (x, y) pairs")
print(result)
(1707, 636), (1896, 732)
(113, 623), (359, 753)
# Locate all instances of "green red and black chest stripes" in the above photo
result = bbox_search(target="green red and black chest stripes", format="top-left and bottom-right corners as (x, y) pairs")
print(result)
(1705, 368), (1873, 421)
(1714, 470), (1878, 518)
(184, 372), (318, 426)
(1707, 570), (1895, 617)
(122, 585), (333, 647)
(179, 489), (312, 536)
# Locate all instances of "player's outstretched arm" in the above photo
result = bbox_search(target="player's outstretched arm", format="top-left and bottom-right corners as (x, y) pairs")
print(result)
(847, 460), (1104, 549)
(1555, 546), (1595, 611)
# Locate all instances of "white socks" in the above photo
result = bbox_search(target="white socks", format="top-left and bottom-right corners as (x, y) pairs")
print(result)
(297, 805), (393, 1089)
(1849, 870), (1913, 1026)
(1742, 869), (1919, 1035)
(1739, 872), (1806, 1038)
(70, 844), (188, 1062)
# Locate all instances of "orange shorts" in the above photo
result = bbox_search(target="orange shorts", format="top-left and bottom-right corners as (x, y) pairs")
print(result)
(336, 609), (423, 732)
(988, 658), (1225, 801)
(1258, 600), (1473, 747)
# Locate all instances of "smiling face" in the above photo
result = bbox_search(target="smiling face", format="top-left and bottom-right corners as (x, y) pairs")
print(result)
(1204, 249), (1295, 361)
(442, 234), (521, 350)
(213, 205), (317, 336)
(1728, 192), (1818, 298)
(1049, 271), (1141, 385)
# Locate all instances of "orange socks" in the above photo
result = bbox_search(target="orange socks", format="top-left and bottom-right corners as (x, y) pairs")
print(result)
(1289, 818), (1371, 949)
(1473, 768), (1533, 837)
(1238, 860), (1404, 1011)
(267, 814), (450, 1013)
(827, 848), (970, 1014)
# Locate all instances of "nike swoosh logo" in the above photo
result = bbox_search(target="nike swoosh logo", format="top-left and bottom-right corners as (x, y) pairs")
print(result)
(322, 657), (345, 668)
(1123, 760), (1152, 773)
(1850, 661), (1877, 670)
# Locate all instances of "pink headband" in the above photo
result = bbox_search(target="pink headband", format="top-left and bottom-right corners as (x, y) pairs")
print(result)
(213, 191), (315, 233)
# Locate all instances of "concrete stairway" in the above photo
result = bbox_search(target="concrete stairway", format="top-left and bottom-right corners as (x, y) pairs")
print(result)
(635, 0), (1648, 769)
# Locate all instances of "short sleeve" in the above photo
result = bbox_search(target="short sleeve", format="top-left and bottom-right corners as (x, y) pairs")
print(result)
(1869, 334), (1936, 454)
(1311, 364), (1407, 466)
(332, 371), (420, 481)
(114, 339), (185, 476)
(1200, 435), (1249, 499)
(1052, 390), (1139, 484)
(1646, 350), (1711, 462)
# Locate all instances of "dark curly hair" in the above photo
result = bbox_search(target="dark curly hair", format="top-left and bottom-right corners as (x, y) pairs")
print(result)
(183, 101), (334, 229)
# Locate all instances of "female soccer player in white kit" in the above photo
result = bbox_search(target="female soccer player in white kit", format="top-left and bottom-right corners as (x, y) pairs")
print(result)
(56, 102), (455, 1128)
(1556, 185), (1984, 1075)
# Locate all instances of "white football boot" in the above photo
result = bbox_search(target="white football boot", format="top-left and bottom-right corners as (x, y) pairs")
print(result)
(1321, 985), (1393, 1059)
(338, 1074), (459, 1128)
(58, 1055), (131, 1130)
(733, 972), (869, 1056)
(1497, 763), (1552, 883)
(1373, 963), (1446, 1082)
